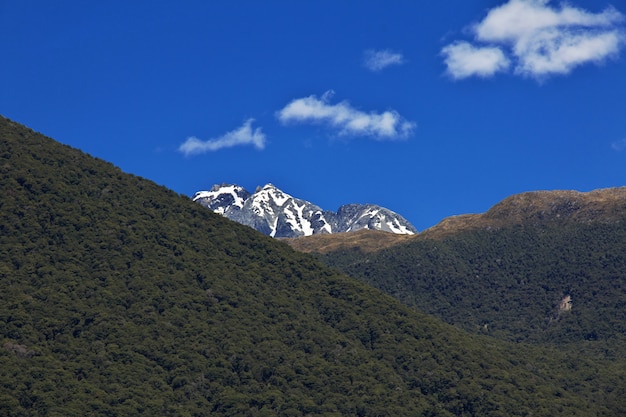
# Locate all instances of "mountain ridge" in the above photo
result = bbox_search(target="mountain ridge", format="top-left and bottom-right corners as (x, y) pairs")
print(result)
(421, 187), (626, 238)
(2, 114), (626, 415)
(287, 187), (626, 253)
(193, 183), (417, 238)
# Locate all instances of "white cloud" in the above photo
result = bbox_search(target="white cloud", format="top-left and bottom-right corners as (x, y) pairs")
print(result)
(512, 28), (623, 77)
(178, 119), (266, 156)
(442, 0), (625, 79)
(363, 49), (405, 71)
(474, 0), (623, 43)
(276, 90), (416, 140)
(441, 42), (510, 79)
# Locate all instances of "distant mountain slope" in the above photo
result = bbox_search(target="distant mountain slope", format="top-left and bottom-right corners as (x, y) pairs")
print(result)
(288, 188), (626, 253)
(421, 188), (626, 238)
(287, 229), (416, 254)
(1, 115), (625, 416)
(193, 183), (417, 237)
(312, 188), (626, 358)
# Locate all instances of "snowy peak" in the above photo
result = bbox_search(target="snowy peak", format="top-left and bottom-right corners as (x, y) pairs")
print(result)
(193, 183), (417, 238)
(240, 184), (332, 237)
(192, 184), (250, 215)
(337, 204), (416, 235)
(253, 183), (290, 207)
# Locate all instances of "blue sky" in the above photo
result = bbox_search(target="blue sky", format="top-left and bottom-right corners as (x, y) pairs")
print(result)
(1, 0), (625, 231)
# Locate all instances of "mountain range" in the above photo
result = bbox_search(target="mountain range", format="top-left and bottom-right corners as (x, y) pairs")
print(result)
(287, 187), (626, 252)
(1, 114), (625, 415)
(192, 183), (417, 238)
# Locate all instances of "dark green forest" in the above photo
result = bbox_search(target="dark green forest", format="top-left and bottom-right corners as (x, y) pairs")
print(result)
(1, 115), (625, 416)
(317, 200), (626, 362)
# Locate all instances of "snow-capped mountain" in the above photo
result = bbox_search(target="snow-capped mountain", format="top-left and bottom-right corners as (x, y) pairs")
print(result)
(192, 183), (418, 238)
(192, 184), (250, 216)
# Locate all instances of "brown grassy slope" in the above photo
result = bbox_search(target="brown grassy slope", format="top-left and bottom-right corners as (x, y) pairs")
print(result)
(421, 187), (626, 238)
(283, 229), (416, 254)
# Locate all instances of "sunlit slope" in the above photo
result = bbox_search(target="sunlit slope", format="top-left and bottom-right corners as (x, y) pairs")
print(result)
(1, 115), (624, 416)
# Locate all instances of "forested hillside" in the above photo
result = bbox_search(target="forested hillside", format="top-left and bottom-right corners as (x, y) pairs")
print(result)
(1, 115), (625, 416)
(315, 197), (626, 359)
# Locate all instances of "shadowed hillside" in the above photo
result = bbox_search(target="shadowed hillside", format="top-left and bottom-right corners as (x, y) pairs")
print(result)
(1, 115), (625, 416)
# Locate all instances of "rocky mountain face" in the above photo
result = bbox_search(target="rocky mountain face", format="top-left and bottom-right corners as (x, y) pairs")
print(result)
(192, 183), (417, 238)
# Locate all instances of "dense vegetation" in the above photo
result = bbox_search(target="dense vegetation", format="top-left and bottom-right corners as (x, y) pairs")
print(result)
(1, 115), (625, 416)
(317, 206), (626, 359)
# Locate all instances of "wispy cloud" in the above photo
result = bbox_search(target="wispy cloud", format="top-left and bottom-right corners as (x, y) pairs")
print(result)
(276, 90), (416, 140)
(178, 119), (266, 156)
(611, 138), (626, 151)
(442, 0), (625, 80)
(363, 49), (405, 71)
